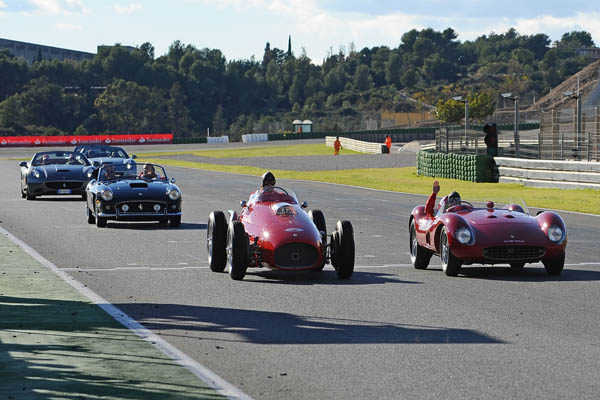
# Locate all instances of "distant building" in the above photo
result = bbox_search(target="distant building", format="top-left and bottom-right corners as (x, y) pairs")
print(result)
(578, 47), (600, 60)
(0, 38), (95, 64)
(292, 119), (313, 133)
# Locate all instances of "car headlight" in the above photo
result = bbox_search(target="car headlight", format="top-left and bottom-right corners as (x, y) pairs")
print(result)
(168, 189), (181, 200)
(100, 189), (113, 201)
(456, 226), (472, 244)
(547, 225), (563, 242)
(31, 168), (42, 179)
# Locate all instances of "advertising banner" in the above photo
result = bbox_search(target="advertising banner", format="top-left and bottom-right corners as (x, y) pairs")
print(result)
(0, 134), (173, 147)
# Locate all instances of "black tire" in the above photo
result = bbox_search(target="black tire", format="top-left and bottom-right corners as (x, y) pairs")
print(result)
(81, 193), (87, 201)
(510, 262), (525, 270)
(227, 221), (249, 281)
(95, 204), (107, 228)
(25, 182), (36, 200)
(20, 181), (26, 198)
(410, 220), (432, 269)
(331, 220), (355, 279)
(440, 227), (462, 276)
(86, 206), (95, 224)
(308, 210), (327, 271)
(543, 253), (565, 276)
(169, 215), (181, 228)
(207, 211), (228, 272)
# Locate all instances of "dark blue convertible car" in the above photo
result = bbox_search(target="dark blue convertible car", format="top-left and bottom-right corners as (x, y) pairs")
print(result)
(85, 163), (182, 228)
(19, 151), (95, 200)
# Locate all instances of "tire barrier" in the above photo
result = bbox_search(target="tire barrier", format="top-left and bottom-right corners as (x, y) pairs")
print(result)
(173, 137), (208, 144)
(417, 150), (495, 182)
(242, 133), (269, 143)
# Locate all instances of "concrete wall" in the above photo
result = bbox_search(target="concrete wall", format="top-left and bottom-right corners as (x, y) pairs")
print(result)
(495, 157), (600, 189)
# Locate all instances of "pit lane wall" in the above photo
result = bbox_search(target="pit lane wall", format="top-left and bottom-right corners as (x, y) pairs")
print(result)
(416, 150), (495, 182)
(495, 157), (600, 190)
(0, 134), (173, 147)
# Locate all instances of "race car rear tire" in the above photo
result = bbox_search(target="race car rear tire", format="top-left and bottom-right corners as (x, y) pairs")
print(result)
(308, 210), (327, 271)
(331, 220), (355, 279)
(440, 226), (461, 276)
(227, 221), (249, 281)
(86, 206), (96, 224)
(410, 220), (432, 269)
(169, 215), (181, 228)
(208, 211), (228, 272)
(543, 253), (565, 276)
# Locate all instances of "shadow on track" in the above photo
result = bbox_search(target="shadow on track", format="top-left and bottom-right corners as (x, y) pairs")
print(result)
(116, 303), (502, 345)
(426, 265), (600, 282)
(242, 270), (422, 286)
(104, 222), (207, 231)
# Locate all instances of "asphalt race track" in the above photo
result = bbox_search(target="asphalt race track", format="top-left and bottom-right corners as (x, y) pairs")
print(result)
(1, 152), (600, 399)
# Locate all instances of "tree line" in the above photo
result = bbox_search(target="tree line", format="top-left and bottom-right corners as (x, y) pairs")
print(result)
(0, 28), (595, 138)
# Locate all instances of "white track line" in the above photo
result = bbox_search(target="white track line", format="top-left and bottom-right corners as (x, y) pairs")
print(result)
(0, 226), (252, 400)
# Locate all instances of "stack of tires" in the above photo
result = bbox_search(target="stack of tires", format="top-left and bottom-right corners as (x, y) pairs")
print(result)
(417, 150), (494, 182)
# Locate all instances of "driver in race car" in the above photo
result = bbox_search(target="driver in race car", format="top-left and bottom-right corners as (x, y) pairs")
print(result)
(261, 171), (276, 189)
(425, 180), (462, 216)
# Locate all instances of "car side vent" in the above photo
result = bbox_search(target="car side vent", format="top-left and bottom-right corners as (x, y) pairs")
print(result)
(57, 169), (70, 172)
(129, 183), (148, 188)
(505, 214), (515, 219)
(486, 215), (497, 218)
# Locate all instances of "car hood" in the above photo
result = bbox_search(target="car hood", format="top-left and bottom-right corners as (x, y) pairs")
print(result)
(37, 164), (92, 180)
(460, 209), (547, 245)
(103, 180), (172, 201)
(462, 209), (536, 226)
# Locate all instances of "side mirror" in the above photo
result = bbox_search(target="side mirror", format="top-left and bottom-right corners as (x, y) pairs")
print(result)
(132, 155), (137, 159)
(240, 200), (247, 208)
(170, 177), (176, 183)
(301, 201), (308, 209)
(19, 161), (27, 167)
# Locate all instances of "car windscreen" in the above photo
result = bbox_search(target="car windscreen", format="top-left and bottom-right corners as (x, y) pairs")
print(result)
(32, 152), (90, 166)
(83, 146), (129, 159)
(98, 163), (167, 182)
(254, 187), (298, 204)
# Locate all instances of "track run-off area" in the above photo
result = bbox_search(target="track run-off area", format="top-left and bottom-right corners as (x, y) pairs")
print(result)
(2, 142), (600, 399)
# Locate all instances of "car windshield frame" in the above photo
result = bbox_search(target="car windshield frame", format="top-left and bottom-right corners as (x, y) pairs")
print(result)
(78, 146), (129, 159)
(97, 162), (168, 183)
(252, 186), (298, 204)
(32, 151), (91, 167)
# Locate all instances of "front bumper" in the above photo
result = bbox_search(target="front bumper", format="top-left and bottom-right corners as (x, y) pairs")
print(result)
(28, 180), (87, 196)
(96, 198), (182, 221)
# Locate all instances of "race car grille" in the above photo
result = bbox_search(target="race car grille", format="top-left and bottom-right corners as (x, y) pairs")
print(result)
(117, 201), (166, 213)
(45, 181), (83, 189)
(274, 243), (319, 268)
(483, 246), (546, 261)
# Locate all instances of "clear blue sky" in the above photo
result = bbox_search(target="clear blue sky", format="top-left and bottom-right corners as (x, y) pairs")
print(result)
(1, 0), (599, 63)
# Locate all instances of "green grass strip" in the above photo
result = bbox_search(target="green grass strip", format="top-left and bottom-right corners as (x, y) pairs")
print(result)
(135, 143), (360, 158)
(142, 157), (600, 215)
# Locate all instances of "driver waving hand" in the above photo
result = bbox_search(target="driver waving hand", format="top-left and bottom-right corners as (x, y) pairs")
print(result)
(425, 181), (461, 216)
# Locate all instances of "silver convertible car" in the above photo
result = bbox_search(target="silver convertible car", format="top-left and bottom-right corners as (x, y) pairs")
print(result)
(19, 151), (95, 200)
(85, 163), (182, 228)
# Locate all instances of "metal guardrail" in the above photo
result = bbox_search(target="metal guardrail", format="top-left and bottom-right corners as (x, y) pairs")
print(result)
(325, 136), (383, 154)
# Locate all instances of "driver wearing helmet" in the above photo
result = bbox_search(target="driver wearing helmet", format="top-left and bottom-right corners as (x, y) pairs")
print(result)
(425, 181), (462, 216)
(261, 171), (276, 189)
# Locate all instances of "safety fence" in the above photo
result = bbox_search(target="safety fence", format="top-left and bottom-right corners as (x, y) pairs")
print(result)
(539, 107), (600, 161)
(325, 136), (384, 154)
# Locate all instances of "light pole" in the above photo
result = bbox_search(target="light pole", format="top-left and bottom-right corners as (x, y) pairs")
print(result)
(563, 89), (582, 159)
(452, 96), (469, 149)
(501, 92), (520, 158)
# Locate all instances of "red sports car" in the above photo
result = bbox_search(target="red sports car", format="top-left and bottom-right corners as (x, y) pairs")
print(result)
(409, 200), (567, 276)
(207, 186), (355, 280)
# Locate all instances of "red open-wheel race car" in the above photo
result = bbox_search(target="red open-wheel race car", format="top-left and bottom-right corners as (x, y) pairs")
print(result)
(409, 199), (567, 277)
(207, 186), (355, 280)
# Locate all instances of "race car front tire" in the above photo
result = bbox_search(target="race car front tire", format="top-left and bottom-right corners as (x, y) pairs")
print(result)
(227, 221), (249, 281)
(331, 220), (355, 279)
(208, 211), (228, 272)
(543, 253), (565, 276)
(440, 226), (462, 276)
(410, 220), (432, 269)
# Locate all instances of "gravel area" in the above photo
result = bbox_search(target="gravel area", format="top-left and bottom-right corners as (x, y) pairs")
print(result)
(158, 152), (417, 171)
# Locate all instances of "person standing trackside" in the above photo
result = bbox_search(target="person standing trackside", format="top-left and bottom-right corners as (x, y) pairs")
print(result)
(385, 135), (392, 154)
(483, 123), (498, 157)
(333, 136), (342, 155)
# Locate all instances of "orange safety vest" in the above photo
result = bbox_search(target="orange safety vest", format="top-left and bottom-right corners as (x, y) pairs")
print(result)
(385, 136), (391, 149)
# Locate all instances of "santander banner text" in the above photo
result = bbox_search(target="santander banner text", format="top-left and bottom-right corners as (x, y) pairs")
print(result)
(0, 134), (173, 147)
